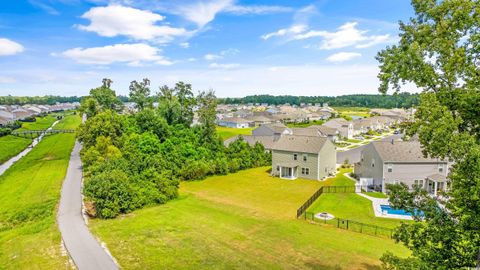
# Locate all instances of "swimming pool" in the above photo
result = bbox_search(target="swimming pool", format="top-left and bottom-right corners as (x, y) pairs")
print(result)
(380, 205), (422, 217)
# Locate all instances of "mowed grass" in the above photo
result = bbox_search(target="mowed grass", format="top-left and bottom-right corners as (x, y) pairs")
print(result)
(308, 171), (408, 229)
(0, 136), (31, 164)
(53, 114), (81, 130)
(0, 133), (78, 269)
(217, 126), (254, 140)
(18, 115), (57, 131)
(90, 167), (409, 269)
(333, 107), (371, 118)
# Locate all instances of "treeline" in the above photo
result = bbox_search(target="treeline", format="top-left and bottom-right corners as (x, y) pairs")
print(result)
(219, 93), (419, 108)
(78, 79), (271, 218)
(0, 95), (81, 105)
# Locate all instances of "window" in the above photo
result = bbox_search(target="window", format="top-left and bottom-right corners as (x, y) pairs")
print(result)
(293, 154), (298, 160)
(414, 179), (424, 187)
(301, 168), (310, 175)
(387, 163), (393, 172)
(438, 164), (444, 173)
(371, 158), (375, 168)
(303, 155), (307, 162)
(301, 168), (305, 174)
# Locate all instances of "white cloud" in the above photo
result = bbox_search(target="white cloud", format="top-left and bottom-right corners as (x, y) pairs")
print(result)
(179, 42), (190, 48)
(0, 38), (24, 56)
(209, 62), (240, 69)
(176, 0), (233, 28)
(224, 4), (293, 15)
(261, 24), (307, 40)
(326, 52), (362, 62)
(204, 54), (222, 61)
(77, 5), (188, 42)
(60, 43), (171, 65)
(263, 21), (392, 50)
(0, 76), (16, 83)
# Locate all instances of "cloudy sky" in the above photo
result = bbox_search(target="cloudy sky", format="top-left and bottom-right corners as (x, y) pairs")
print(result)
(0, 0), (415, 97)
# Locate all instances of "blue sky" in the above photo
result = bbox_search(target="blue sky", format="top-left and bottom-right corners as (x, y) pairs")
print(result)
(0, 0), (415, 97)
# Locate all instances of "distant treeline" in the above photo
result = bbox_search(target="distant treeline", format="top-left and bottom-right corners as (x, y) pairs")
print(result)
(0, 95), (132, 105)
(219, 93), (420, 108)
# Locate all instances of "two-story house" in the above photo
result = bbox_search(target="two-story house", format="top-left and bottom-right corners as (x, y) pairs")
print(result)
(354, 141), (449, 195)
(322, 118), (354, 139)
(271, 135), (336, 180)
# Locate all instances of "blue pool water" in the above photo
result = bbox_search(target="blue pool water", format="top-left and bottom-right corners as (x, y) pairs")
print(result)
(380, 205), (423, 217)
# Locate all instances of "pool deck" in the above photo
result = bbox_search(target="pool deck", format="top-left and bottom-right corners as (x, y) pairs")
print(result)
(357, 193), (413, 220)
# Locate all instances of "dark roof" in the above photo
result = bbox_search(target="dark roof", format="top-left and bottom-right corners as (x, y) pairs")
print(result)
(271, 135), (329, 154)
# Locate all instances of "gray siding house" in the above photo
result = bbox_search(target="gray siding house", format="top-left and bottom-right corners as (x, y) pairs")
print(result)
(252, 123), (292, 139)
(354, 141), (449, 195)
(271, 135), (336, 180)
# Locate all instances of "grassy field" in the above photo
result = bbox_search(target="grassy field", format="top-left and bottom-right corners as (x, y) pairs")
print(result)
(333, 107), (371, 118)
(0, 136), (31, 164)
(0, 114), (81, 269)
(18, 115), (57, 131)
(362, 192), (388, 199)
(217, 126), (254, 140)
(90, 167), (408, 269)
(53, 114), (81, 130)
(308, 171), (407, 229)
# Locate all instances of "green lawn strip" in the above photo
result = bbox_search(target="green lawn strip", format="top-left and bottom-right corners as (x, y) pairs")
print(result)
(53, 114), (82, 130)
(346, 139), (362, 143)
(216, 126), (254, 140)
(90, 192), (408, 270)
(0, 135), (32, 164)
(17, 115), (57, 131)
(362, 192), (388, 199)
(0, 133), (77, 269)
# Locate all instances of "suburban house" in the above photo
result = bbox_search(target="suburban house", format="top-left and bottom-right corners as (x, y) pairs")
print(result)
(245, 115), (275, 125)
(271, 135), (336, 180)
(217, 117), (254, 128)
(322, 118), (354, 139)
(223, 135), (277, 150)
(308, 125), (339, 142)
(354, 141), (450, 195)
(253, 123), (292, 139)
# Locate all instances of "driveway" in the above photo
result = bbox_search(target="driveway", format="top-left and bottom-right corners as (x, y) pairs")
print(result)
(337, 134), (403, 164)
(57, 141), (119, 270)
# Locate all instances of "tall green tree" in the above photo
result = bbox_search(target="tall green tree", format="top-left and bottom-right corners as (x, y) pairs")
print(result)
(174, 82), (196, 126)
(376, 0), (480, 269)
(197, 90), (218, 145)
(89, 78), (122, 111)
(157, 85), (182, 125)
(129, 78), (152, 110)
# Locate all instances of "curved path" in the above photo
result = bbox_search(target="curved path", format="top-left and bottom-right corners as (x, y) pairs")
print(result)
(57, 141), (119, 270)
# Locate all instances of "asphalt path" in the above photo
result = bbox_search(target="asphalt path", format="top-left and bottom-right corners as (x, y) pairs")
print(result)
(57, 141), (119, 270)
(337, 134), (403, 164)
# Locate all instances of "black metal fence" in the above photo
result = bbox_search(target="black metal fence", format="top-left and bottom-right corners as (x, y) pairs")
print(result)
(304, 211), (394, 239)
(296, 185), (359, 218)
(11, 129), (75, 138)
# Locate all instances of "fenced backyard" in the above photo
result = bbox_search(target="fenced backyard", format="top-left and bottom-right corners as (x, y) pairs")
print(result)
(303, 211), (394, 239)
(296, 185), (357, 218)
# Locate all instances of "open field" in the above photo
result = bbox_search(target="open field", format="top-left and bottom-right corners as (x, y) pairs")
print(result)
(53, 114), (81, 130)
(18, 115), (57, 131)
(0, 136), (31, 164)
(333, 107), (371, 118)
(217, 126), (254, 140)
(90, 167), (409, 269)
(308, 171), (408, 229)
(0, 133), (76, 269)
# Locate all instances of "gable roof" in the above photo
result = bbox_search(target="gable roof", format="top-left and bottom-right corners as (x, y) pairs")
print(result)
(371, 141), (446, 163)
(272, 135), (329, 154)
(308, 125), (338, 136)
(323, 118), (351, 128)
(291, 128), (321, 137)
(257, 123), (289, 134)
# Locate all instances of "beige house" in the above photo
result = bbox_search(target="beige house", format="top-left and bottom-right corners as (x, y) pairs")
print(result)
(354, 141), (449, 195)
(271, 135), (336, 180)
(322, 118), (354, 139)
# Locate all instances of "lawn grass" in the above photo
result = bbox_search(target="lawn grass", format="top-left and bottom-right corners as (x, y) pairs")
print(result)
(346, 138), (362, 143)
(217, 126), (254, 140)
(362, 192), (388, 199)
(308, 172), (407, 229)
(0, 133), (77, 269)
(18, 115), (57, 131)
(0, 136), (31, 164)
(333, 107), (371, 118)
(90, 167), (409, 269)
(53, 114), (81, 130)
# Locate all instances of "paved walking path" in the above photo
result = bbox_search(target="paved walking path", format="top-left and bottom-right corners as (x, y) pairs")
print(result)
(57, 141), (119, 270)
(0, 120), (59, 176)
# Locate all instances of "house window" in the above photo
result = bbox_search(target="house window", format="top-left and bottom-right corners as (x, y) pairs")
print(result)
(302, 168), (310, 175)
(303, 155), (307, 162)
(438, 164), (444, 173)
(371, 159), (375, 168)
(293, 154), (298, 160)
(387, 163), (393, 173)
(414, 179), (424, 187)
(301, 168), (305, 174)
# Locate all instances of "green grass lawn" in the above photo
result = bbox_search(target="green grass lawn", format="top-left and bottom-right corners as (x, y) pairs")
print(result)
(18, 115), (57, 131)
(53, 114), (81, 130)
(346, 138), (362, 143)
(0, 136), (31, 164)
(362, 192), (388, 199)
(0, 115), (81, 269)
(90, 167), (408, 269)
(308, 171), (407, 229)
(217, 126), (254, 140)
